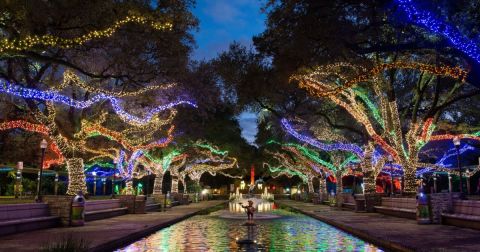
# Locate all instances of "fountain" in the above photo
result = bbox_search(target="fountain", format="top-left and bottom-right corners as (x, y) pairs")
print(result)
(261, 187), (274, 202)
(222, 186), (280, 220)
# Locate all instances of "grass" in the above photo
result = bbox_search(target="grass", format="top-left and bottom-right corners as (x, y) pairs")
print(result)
(41, 235), (88, 252)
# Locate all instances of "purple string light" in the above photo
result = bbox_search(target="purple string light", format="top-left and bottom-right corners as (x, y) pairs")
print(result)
(281, 118), (364, 158)
(396, 0), (480, 64)
(0, 80), (197, 125)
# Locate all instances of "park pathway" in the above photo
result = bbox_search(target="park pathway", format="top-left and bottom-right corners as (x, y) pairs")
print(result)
(0, 200), (225, 252)
(277, 200), (480, 252)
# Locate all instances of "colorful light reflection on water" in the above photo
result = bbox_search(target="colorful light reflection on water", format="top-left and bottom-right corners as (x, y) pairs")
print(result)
(117, 207), (381, 251)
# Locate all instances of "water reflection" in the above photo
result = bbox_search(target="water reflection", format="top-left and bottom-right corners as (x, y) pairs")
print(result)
(117, 208), (382, 252)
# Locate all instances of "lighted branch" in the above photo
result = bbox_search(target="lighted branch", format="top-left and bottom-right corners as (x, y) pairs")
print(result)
(76, 123), (175, 151)
(264, 151), (318, 192)
(263, 163), (309, 184)
(0, 120), (65, 168)
(0, 80), (197, 125)
(280, 118), (364, 158)
(396, 0), (480, 64)
(0, 15), (172, 53)
(60, 70), (177, 97)
(293, 62), (468, 194)
(293, 62), (467, 97)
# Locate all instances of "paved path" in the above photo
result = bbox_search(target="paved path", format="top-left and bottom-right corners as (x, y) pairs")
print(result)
(277, 200), (480, 252)
(0, 200), (225, 252)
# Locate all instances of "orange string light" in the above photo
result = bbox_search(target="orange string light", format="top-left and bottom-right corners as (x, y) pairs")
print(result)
(0, 120), (65, 168)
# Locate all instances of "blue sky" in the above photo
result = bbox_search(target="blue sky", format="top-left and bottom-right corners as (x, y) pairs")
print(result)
(191, 0), (266, 60)
(192, 1), (265, 145)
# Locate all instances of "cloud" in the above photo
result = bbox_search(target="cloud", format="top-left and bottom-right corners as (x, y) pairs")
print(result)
(237, 112), (258, 145)
(203, 1), (242, 23)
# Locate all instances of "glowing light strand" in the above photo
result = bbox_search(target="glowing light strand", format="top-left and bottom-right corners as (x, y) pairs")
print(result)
(0, 15), (172, 53)
(61, 70), (177, 97)
(396, 0), (480, 64)
(0, 80), (197, 125)
(281, 118), (364, 158)
(0, 120), (65, 168)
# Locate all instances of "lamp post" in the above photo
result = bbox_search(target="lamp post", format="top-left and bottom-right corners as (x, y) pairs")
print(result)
(102, 178), (106, 195)
(453, 136), (463, 194)
(35, 139), (48, 202)
(433, 173), (437, 193)
(388, 155), (394, 197)
(16, 162), (23, 199)
(92, 171), (97, 196)
(448, 172), (452, 193)
(54, 172), (59, 195)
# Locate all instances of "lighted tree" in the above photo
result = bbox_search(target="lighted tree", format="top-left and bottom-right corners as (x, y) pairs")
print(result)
(293, 62), (470, 194)
(0, 1), (197, 195)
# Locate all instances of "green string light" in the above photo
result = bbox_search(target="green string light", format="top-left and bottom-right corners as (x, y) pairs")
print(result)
(354, 89), (385, 128)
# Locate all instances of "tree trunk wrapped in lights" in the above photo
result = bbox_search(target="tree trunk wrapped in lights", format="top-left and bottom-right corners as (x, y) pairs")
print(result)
(179, 174), (187, 193)
(319, 176), (326, 194)
(66, 158), (88, 195)
(124, 180), (134, 195)
(307, 175), (315, 193)
(153, 172), (164, 195)
(294, 62), (468, 194)
(171, 176), (179, 193)
(361, 142), (376, 194)
(335, 170), (343, 194)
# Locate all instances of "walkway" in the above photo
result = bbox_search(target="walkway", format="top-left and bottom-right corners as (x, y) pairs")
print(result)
(277, 200), (480, 252)
(0, 200), (225, 252)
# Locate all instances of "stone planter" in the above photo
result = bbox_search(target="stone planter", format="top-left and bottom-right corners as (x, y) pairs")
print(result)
(43, 195), (75, 226)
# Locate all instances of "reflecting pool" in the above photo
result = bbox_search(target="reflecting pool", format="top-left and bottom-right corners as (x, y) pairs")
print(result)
(117, 206), (381, 251)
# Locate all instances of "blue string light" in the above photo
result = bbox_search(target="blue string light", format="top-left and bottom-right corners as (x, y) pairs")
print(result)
(0, 80), (197, 125)
(281, 118), (364, 158)
(396, 0), (480, 64)
(116, 149), (144, 180)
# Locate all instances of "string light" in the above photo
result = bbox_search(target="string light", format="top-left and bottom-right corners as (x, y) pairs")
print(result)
(0, 15), (172, 53)
(294, 61), (469, 194)
(84, 162), (115, 171)
(354, 89), (385, 128)
(66, 158), (88, 195)
(0, 80), (197, 125)
(0, 120), (65, 168)
(294, 62), (468, 97)
(280, 118), (364, 158)
(396, 0), (480, 64)
(60, 70), (176, 97)
(76, 123), (175, 151)
(77, 109), (177, 148)
(429, 133), (480, 142)
(193, 142), (228, 156)
(264, 163), (309, 183)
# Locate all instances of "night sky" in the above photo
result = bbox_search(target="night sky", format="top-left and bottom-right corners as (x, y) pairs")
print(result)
(191, 0), (265, 145)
